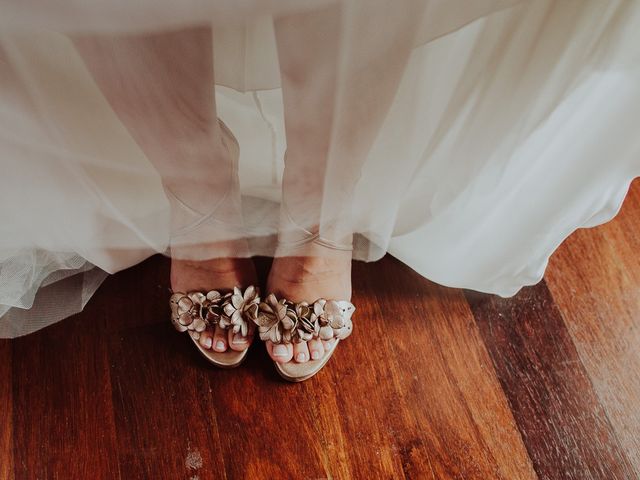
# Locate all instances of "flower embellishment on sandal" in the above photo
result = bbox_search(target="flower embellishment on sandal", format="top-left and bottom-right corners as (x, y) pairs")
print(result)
(253, 293), (355, 345)
(220, 286), (260, 337)
(170, 286), (260, 340)
(170, 291), (223, 341)
(169, 284), (260, 368)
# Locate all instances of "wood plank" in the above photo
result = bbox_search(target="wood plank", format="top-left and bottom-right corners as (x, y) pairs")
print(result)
(107, 322), (228, 479)
(187, 255), (536, 479)
(104, 255), (235, 479)
(468, 282), (635, 480)
(99, 253), (171, 333)
(105, 254), (536, 479)
(0, 339), (12, 480)
(545, 179), (640, 474)
(11, 285), (121, 479)
(207, 346), (351, 479)
(106, 255), (340, 479)
(347, 256), (536, 480)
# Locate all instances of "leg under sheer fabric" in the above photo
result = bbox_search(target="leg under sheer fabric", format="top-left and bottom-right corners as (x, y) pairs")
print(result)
(266, 3), (421, 364)
(73, 28), (247, 256)
(73, 28), (256, 352)
(70, 5), (424, 363)
(274, 1), (425, 248)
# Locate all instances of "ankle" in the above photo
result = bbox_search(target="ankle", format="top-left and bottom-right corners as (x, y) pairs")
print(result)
(172, 256), (251, 274)
(267, 255), (352, 302)
(170, 256), (257, 293)
(271, 255), (351, 279)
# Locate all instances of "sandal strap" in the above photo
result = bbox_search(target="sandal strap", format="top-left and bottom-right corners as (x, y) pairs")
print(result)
(277, 203), (354, 253)
(253, 293), (355, 345)
(169, 285), (260, 339)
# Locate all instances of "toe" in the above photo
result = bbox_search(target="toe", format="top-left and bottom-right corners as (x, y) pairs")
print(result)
(198, 329), (214, 350)
(293, 341), (310, 363)
(322, 339), (335, 353)
(227, 328), (251, 352)
(308, 338), (324, 360)
(266, 341), (293, 363)
(212, 325), (228, 352)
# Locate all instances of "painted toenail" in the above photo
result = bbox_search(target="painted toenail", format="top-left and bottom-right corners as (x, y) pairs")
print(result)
(203, 337), (212, 349)
(273, 345), (288, 357)
(232, 334), (247, 344)
(296, 353), (307, 362)
(311, 350), (322, 360)
(216, 340), (226, 350)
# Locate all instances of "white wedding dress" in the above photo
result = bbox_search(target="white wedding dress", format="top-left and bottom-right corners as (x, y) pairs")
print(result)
(1, 0), (639, 336)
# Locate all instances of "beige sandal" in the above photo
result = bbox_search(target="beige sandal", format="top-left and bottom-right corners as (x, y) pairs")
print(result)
(252, 293), (355, 381)
(170, 285), (260, 368)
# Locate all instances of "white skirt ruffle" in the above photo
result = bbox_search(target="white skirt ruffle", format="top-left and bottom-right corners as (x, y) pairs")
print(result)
(1, 0), (639, 336)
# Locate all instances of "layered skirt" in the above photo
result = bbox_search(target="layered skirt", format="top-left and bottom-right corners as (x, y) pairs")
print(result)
(1, 0), (639, 336)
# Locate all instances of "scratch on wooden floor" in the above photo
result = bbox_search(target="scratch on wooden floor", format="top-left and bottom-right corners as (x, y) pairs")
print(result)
(185, 447), (203, 471)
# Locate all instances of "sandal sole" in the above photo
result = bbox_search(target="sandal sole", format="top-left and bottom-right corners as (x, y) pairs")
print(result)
(190, 336), (250, 368)
(274, 339), (340, 382)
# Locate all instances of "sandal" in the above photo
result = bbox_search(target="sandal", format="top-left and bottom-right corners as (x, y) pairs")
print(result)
(169, 285), (260, 368)
(252, 293), (355, 381)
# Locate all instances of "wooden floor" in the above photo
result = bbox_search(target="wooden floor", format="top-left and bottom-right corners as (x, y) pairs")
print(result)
(2, 180), (640, 480)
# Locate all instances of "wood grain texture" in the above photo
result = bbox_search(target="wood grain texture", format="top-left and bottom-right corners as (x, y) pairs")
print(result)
(545, 179), (640, 474)
(0, 340), (12, 480)
(89, 256), (536, 480)
(107, 323), (228, 479)
(11, 290), (121, 479)
(353, 257), (536, 480)
(467, 282), (635, 480)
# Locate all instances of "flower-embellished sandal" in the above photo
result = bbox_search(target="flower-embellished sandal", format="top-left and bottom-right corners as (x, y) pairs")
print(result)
(252, 293), (355, 381)
(170, 285), (260, 368)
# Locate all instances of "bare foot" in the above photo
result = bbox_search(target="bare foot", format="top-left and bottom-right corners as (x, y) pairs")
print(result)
(171, 255), (258, 352)
(264, 247), (352, 363)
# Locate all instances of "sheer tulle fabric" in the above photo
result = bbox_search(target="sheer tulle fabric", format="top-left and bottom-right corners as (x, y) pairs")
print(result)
(1, 0), (639, 336)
